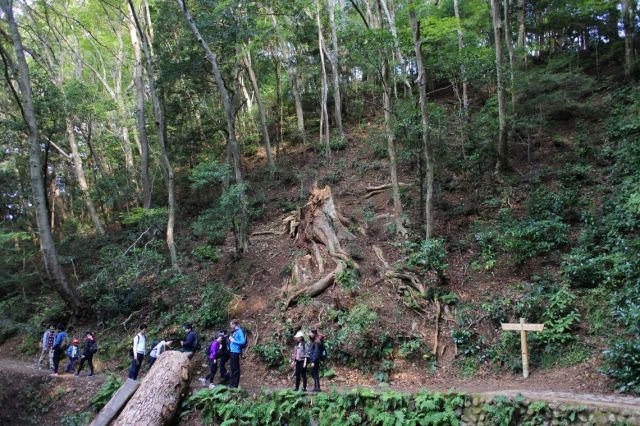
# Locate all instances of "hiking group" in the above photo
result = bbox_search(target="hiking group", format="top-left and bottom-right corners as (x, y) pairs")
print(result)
(128, 319), (247, 389)
(38, 319), (327, 392)
(38, 323), (98, 377)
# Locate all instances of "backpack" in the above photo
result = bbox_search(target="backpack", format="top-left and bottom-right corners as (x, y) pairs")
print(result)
(216, 338), (229, 358)
(192, 332), (202, 352)
(89, 341), (98, 354)
(58, 335), (69, 351)
(319, 341), (327, 361)
(204, 339), (213, 357)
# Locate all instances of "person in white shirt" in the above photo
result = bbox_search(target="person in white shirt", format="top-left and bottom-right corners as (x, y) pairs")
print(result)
(128, 324), (147, 380)
(148, 340), (173, 369)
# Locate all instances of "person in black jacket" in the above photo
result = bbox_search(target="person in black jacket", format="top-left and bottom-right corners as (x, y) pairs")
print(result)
(308, 330), (323, 392)
(75, 331), (97, 377)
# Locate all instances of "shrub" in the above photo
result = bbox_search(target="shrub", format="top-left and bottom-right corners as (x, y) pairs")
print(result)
(191, 244), (219, 263)
(89, 375), (123, 412)
(192, 283), (231, 330)
(253, 337), (285, 369)
(602, 339), (640, 394)
(335, 263), (360, 290)
(404, 238), (448, 278)
(397, 338), (429, 360)
(496, 218), (569, 264)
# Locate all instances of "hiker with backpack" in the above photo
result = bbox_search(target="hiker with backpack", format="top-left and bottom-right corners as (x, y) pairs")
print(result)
(50, 323), (68, 376)
(308, 330), (326, 392)
(148, 339), (173, 369)
(291, 330), (310, 392)
(75, 331), (98, 377)
(128, 324), (147, 380)
(228, 319), (246, 388)
(217, 330), (230, 385)
(38, 324), (56, 370)
(65, 339), (80, 373)
(180, 323), (200, 355)
(204, 331), (225, 388)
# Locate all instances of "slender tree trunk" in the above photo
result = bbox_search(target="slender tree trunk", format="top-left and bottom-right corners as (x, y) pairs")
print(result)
(382, 60), (407, 236)
(326, 0), (344, 137)
(238, 73), (253, 110)
(114, 30), (135, 175)
(129, 0), (181, 270)
(66, 122), (104, 234)
(409, 2), (434, 240)
(274, 58), (283, 155)
(517, 0), (526, 60)
(504, 0), (517, 107)
(242, 48), (274, 169)
(453, 0), (469, 149)
(317, 0), (331, 152)
(176, 0), (249, 254)
(1, 0), (83, 313)
(491, 0), (508, 173)
(379, 0), (411, 93)
(128, 9), (152, 209)
(271, 15), (307, 145)
(622, 0), (636, 78)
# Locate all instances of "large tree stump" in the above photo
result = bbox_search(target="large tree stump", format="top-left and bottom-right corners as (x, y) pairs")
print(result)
(112, 351), (191, 426)
(282, 185), (356, 307)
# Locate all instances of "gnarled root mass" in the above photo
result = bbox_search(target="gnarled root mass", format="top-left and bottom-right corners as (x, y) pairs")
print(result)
(282, 185), (356, 308)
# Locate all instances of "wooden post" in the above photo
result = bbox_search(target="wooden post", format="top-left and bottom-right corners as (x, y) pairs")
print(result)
(501, 318), (544, 378)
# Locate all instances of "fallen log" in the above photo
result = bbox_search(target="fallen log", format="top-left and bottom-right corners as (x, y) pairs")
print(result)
(90, 379), (140, 426)
(112, 351), (191, 426)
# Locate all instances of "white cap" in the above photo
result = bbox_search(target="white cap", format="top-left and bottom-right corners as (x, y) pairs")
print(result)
(294, 331), (305, 338)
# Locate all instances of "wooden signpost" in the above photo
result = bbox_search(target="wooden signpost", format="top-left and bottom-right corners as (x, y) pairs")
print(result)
(501, 318), (544, 378)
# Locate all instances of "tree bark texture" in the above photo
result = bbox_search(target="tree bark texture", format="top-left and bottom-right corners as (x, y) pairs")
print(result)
(316, 0), (331, 152)
(327, 0), (344, 137)
(491, 0), (508, 173)
(282, 185), (355, 307)
(453, 0), (469, 150)
(503, 0), (517, 107)
(622, 0), (636, 78)
(113, 351), (191, 426)
(382, 60), (407, 235)
(129, 0), (181, 270)
(409, 3), (435, 240)
(1, 0), (84, 313)
(176, 0), (249, 254)
(242, 49), (274, 169)
(127, 9), (152, 209)
(66, 122), (104, 234)
(517, 0), (526, 53)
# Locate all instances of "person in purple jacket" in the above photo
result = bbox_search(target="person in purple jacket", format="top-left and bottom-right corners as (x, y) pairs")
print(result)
(205, 331), (224, 387)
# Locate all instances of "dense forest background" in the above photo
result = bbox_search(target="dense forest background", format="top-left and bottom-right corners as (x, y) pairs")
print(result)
(1, 0), (640, 416)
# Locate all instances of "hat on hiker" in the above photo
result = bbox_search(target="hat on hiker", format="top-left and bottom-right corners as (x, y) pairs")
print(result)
(72, 339), (80, 344)
(294, 330), (305, 339)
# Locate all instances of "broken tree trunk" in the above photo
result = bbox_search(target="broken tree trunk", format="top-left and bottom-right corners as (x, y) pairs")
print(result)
(112, 351), (190, 426)
(283, 185), (356, 307)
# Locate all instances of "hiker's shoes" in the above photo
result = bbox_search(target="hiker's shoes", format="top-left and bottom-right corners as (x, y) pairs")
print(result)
(208, 384), (216, 390)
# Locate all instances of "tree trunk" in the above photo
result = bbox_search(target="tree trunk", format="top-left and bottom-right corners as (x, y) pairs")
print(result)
(129, 0), (181, 270)
(517, 0), (526, 57)
(326, 0), (344, 138)
(382, 60), (407, 236)
(114, 30), (135, 175)
(282, 185), (355, 307)
(622, 0), (636, 78)
(317, 0), (331, 152)
(128, 10), (152, 209)
(453, 0), (469, 149)
(1, 0), (83, 314)
(504, 0), (517, 107)
(409, 2), (435, 240)
(270, 14), (307, 145)
(491, 0), (508, 173)
(274, 58), (283, 155)
(176, 0), (249, 254)
(242, 48), (274, 169)
(379, 0), (412, 93)
(113, 351), (191, 426)
(66, 122), (104, 234)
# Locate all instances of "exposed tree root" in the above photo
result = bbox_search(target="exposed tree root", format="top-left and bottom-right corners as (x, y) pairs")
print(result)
(283, 185), (355, 308)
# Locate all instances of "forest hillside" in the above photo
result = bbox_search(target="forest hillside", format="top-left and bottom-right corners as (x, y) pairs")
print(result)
(1, 0), (640, 424)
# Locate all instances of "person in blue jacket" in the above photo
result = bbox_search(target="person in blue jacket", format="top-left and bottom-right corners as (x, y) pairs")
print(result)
(51, 324), (68, 376)
(228, 319), (246, 388)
